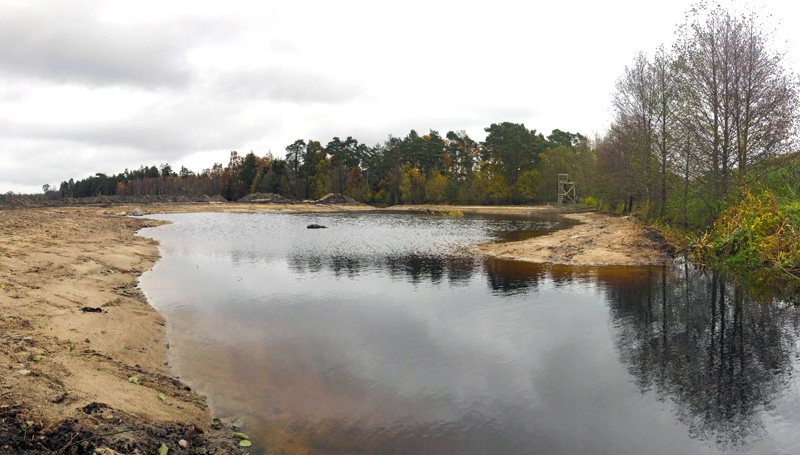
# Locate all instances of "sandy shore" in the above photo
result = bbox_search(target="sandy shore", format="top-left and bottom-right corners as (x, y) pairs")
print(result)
(478, 211), (672, 265)
(0, 203), (370, 454)
(0, 202), (669, 453)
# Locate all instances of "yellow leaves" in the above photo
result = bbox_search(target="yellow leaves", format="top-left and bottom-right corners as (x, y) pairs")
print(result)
(698, 188), (800, 278)
(424, 174), (448, 204)
(486, 173), (512, 203)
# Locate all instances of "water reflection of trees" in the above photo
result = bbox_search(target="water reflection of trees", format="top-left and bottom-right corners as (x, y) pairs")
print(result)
(282, 251), (800, 449)
(289, 253), (800, 444)
(606, 264), (800, 448)
(287, 253), (484, 286)
(287, 253), (627, 294)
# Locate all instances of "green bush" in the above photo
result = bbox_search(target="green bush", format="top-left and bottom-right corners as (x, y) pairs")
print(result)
(690, 190), (800, 279)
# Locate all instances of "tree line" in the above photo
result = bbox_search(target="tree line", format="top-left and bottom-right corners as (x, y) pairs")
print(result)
(52, 163), (221, 199)
(51, 124), (594, 206)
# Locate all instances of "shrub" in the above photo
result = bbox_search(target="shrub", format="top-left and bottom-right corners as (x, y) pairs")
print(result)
(690, 190), (800, 279)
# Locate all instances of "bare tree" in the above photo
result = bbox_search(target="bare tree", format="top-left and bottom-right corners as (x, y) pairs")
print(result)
(675, 2), (798, 213)
(651, 46), (680, 217)
(596, 119), (642, 212)
(731, 15), (797, 182)
(612, 52), (658, 212)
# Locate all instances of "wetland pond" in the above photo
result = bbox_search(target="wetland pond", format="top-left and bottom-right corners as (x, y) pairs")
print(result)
(139, 211), (800, 455)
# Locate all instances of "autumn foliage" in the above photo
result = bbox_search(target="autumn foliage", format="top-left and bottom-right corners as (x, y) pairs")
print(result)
(55, 125), (592, 206)
(690, 190), (800, 279)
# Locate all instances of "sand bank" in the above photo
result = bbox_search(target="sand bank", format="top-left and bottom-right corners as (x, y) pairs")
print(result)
(478, 211), (672, 265)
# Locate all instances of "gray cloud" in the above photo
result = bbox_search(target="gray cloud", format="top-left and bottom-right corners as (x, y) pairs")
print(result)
(0, 116), (266, 193)
(17, 107), (271, 158)
(212, 68), (364, 104)
(0, 2), (219, 89)
(0, 92), (277, 193)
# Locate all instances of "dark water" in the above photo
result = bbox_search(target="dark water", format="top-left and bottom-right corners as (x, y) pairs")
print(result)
(138, 212), (800, 455)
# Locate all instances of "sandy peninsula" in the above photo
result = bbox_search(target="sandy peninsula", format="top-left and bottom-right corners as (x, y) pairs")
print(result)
(392, 204), (671, 265)
(478, 211), (672, 265)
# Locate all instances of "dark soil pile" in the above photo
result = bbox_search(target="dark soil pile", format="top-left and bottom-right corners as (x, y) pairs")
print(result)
(238, 193), (297, 204)
(315, 193), (369, 206)
(0, 402), (239, 455)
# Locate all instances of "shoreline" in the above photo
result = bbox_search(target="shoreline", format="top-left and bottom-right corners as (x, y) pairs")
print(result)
(385, 204), (671, 265)
(478, 211), (672, 265)
(0, 203), (372, 453)
(0, 203), (669, 453)
(0, 207), (241, 453)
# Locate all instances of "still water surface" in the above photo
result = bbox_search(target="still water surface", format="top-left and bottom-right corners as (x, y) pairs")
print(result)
(139, 212), (800, 455)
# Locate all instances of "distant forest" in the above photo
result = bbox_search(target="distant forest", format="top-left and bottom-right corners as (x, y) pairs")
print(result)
(47, 124), (590, 206)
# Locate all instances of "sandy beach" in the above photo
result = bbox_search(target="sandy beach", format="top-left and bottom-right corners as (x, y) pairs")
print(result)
(0, 203), (370, 454)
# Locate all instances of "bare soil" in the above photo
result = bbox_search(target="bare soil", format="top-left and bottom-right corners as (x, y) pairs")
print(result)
(0, 209), (236, 454)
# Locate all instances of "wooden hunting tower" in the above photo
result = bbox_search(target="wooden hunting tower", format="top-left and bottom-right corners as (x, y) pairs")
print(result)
(557, 174), (576, 205)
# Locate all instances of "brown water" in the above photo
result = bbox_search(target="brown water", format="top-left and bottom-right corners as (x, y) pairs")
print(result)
(139, 212), (800, 455)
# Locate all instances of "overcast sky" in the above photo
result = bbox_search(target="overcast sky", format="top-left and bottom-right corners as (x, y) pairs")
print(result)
(2, 0), (798, 193)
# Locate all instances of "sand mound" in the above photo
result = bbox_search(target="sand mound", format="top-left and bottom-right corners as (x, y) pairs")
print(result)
(203, 194), (228, 203)
(238, 192), (297, 204)
(315, 193), (368, 206)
